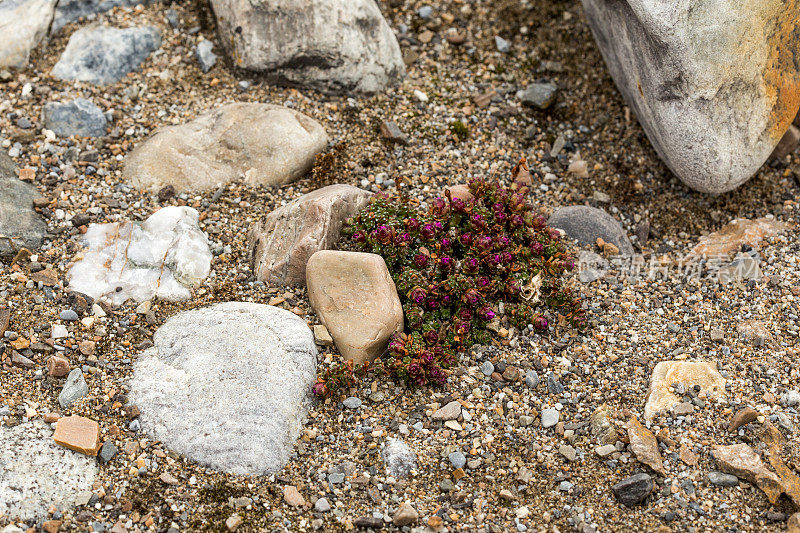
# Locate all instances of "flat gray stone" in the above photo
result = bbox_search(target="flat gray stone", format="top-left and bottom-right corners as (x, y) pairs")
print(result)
(58, 368), (88, 408)
(548, 205), (633, 256)
(129, 302), (317, 475)
(580, 0), (800, 193)
(43, 98), (107, 137)
(0, 422), (97, 521)
(0, 153), (47, 259)
(52, 25), (161, 85)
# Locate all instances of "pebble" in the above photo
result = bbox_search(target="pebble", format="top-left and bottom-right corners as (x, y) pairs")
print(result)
(58, 369), (88, 408)
(314, 497), (330, 512)
(392, 503), (419, 526)
(494, 36), (510, 53)
(558, 444), (578, 462)
(59, 310), (79, 321)
(708, 471), (739, 487)
(541, 408), (559, 428)
(525, 370), (539, 388)
(448, 451), (466, 469)
(480, 361), (494, 376)
(611, 473), (653, 507)
(343, 397), (362, 409)
(431, 400), (461, 421)
(547, 372), (564, 394)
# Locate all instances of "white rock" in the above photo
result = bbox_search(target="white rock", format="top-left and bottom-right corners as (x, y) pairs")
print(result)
(580, 0), (800, 193)
(129, 302), (317, 475)
(124, 103), (328, 192)
(0, 0), (56, 69)
(67, 206), (212, 305)
(210, 0), (404, 94)
(0, 422), (98, 521)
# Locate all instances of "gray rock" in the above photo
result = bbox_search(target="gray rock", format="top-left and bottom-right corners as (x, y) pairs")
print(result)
(494, 35), (510, 53)
(59, 309), (79, 321)
(51, 0), (157, 34)
(579, 0), (800, 193)
(480, 361), (494, 377)
(58, 368), (88, 408)
(343, 397), (362, 409)
(448, 451), (466, 469)
(381, 438), (417, 478)
(129, 302), (317, 475)
(541, 408), (559, 428)
(0, 422), (97, 520)
(547, 372), (564, 394)
(195, 40), (216, 73)
(0, 0), (56, 69)
(781, 390), (800, 407)
(548, 206), (634, 255)
(328, 472), (345, 484)
(314, 497), (331, 512)
(43, 98), (107, 137)
(98, 440), (117, 463)
(165, 8), (179, 28)
(518, 82), (558, 110)
(210, 0), (405, 94)
(0, 153), (47, 259)
(708, 471), (739, 487)
(525, 370), (539, 389)
(558, 444), (578, 462)
(611, 473), (653, 507)
(52, 25), (161, 85)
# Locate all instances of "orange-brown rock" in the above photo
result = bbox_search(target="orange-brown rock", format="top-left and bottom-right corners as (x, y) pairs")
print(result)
(47, 356), (70, 377)
(53, 415), (101, 456)
(687, 217), (784, 259)
(306, 250), (403, 364)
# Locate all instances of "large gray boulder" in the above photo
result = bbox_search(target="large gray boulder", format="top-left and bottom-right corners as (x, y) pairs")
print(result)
(248, 185), (373, 286)
(580, 1), (800, 193)
(210, 0), (405, 94)
(124, 103), (328, 192)
(548, 205), (633, 255)
(51, 0), (157, 34)
(43, 98), (107, 137)
(0, 0), (57, 69)
(51, 25), (161, 84)
(0, 422), (98, 521)
(0, 153), (47, 260)
(129, 302), (317, 475)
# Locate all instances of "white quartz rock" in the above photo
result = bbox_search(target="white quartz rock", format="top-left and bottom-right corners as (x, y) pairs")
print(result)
(68, 206), (212, 305)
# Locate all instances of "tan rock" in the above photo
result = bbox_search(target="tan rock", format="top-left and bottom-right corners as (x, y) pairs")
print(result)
(306, 250), (403, 364)
(53, 415), (101, 456)
(446, 184), (473, 202)
(644, 361), (725, 422)
(125, 103), (328, 193)
(392, 502), (419, 526)
(679, 444), (698, 466)
(313, 324), (334, 346)
(712, 443), (783, 504)
(788, 513), (800, 533)
(282, 485), (306, 507)
(624, 416), (665, 475)
(248, 185), (372, 286)
(47, 356), (70, 377)
(687, 217), (784, 259)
